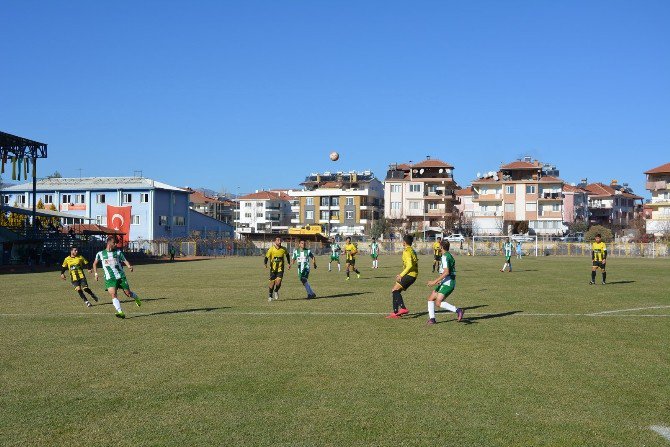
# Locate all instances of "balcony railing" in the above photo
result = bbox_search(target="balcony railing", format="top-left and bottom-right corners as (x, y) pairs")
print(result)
(646, 180), (668, 191)
(539, 192), (562, 200)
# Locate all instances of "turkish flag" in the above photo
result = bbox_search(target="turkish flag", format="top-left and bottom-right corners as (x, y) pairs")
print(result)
(107, 205), (132, 246)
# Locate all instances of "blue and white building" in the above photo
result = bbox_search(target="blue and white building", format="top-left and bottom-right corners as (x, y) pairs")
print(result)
(2, 177), (233, 240)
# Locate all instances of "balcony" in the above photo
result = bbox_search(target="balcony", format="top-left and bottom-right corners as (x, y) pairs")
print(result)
(646, 180), (668, 191)
(538, 192), (562, 200)
(472, 194), (502, 202)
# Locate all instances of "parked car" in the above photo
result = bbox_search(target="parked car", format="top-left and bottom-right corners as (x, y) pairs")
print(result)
(559, 232), (584, 242)
(511, 233), (535, 242)
(444, 233), (465, 243)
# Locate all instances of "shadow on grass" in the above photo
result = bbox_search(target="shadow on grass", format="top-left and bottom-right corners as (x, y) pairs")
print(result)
(605, 280), (636, 285)
(460, 310), (523, 325)
(128, 306), (230, 319)
(409, 304), (488, 319)
(285, 291), (372, 301)
(96, 297), (169, 306)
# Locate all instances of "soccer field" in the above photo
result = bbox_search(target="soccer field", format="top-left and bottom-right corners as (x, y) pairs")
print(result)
(1, 255), (669, 446)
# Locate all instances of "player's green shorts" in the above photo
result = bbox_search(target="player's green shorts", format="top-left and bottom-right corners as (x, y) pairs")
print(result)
(505, 256), (512, 262)
(370, 254), (378, 260)
(330, 255), (340, 262)
(105, 277), (130, 291)
(434, 278), (456, 297)
(298, 269), (310, 280)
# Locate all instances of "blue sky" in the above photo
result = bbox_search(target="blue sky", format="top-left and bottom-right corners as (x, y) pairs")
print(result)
(1, 0), (668, 197)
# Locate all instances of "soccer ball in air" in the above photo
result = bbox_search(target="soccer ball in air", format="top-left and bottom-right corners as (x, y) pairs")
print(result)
(330, 151), (339, 161)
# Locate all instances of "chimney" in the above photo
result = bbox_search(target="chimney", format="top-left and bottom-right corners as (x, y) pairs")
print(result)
(426, 155), (431, 160)
(611, 179), (618, 187)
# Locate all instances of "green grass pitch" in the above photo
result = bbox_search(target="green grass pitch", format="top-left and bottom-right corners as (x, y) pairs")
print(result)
(1, 255), (669, 446)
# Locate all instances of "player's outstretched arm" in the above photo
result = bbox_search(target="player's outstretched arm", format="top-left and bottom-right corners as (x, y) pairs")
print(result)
(92, 258), (99, 281)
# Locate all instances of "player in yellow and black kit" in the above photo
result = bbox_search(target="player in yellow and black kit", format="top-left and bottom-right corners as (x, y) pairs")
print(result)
(590, 233), (607, 285)
(264, 236), (291, 301)
(432, 237), (442, 273)
(344, 237), (361, 280)
(387, 234), (419, 318)
(60, 246), (98, 307)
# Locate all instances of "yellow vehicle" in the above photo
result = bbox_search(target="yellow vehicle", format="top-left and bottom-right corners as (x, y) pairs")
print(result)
(288, 225), (325, 236)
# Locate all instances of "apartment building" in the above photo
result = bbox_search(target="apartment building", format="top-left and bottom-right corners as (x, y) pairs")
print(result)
(584, 180), (642, 226)
(235, 190), (292, 234)
(289, 171), (384, 236)
(471, 158), (565, 235)
(384, 158), (459, 234)
(644, 163), (670, 236)
(188, 190), (235, 225)
(563, 181), (591, 224)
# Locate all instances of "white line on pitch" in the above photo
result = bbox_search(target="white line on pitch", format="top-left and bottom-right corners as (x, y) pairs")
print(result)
(1, 311), (670, 318)
(587, 305), (670, 316)
(650, 426), (670, 442)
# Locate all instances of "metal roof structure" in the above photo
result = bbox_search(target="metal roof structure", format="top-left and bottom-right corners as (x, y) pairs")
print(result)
(3, 176), (187, 192)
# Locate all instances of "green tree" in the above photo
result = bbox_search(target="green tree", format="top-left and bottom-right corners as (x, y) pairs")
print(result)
(370, 217), (389, 239)
(568, 221), (589, 234)
(585, 225), (613, 242)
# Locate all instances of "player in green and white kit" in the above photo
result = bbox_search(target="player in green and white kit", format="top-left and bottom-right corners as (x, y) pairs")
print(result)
(92, 236), (142, 319)
(291, 240), (317, 299)
(501, 239), (513, 272)
(327, 237), (341, 272)
(426, 240), (464, 324)
(370, 238), (380, 269)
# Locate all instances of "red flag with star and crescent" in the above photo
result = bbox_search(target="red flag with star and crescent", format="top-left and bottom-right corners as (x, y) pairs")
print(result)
(107, 205), (131, 247)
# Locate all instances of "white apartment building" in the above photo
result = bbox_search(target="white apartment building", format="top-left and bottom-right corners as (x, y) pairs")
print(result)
(644, 163), (670, 236)
(235, 190), (292, 235)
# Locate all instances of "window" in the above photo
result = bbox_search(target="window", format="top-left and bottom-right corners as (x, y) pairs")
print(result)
(44, 194), (53, 204)
(345, 210), (354, 220)
(131, 215), (140, 225)
(75, 194), (85, 204)
(504, 203), (515, 212)
(2, 195), (9, 204)
(159, 215), (168, 225)
(409, 184), (421, 193)
(346, 197), (354, 206)
(321, 197), (329, 206)
(96, 216), (103, 225)
(331, 211), (340, 219)
(96, 194), (106, 204)
(409, 201), (420, 210)
(505, 185), (515, 194)
(331, 197), (339, 206)
(173, 216), (185, 226)
(244, 202), (252, 208)
(62, 194), (72, 204)
(428, 202), (438, 210)
(391, 202), (401, 210)
(123, 193), (132, 203)
(18, 195), (27, 205)
(320, 210), (329, 220)
(140, 193), (149, 203)
(245, 212), (252, 218)
(306, 210), (314, 220)
(552, 204), (560, 212)
(257, 212), (263, 218)
(390, 184), (401, 193)
(525, 203), (537, 212)
(306, 197), (314, 206)
(526, 185), (536, 194)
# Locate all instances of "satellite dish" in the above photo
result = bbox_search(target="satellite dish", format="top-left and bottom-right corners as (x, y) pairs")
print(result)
(476, 172), (481, 178)
(493, 174), (499, 181)
(439, 168), (444, 173)
(419, 169), (425, 174)
(412, 169), (418, 173)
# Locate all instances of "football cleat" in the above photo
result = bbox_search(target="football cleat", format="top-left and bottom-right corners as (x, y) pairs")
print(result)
(273, 291), (279, 301)
(385, 313), (401, 319)
(357, 274), (361, 279)
(456, 308), (464, 322)
(589, 281), (595, 285)
(134, 296), (142, 307)
(85, 301), (92, 308)
(427, 318), (436, 325)
(396, 308), (409, 316)
(115, 311), (126, 319)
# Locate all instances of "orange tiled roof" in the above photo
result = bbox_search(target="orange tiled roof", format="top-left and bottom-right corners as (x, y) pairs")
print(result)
(538, 175), (564, 183)
(411, 159), (454, 169)
(500, 161), (540, 170)
(644, 162), (670, 175)
(563, 184), (589, 193)
(585, 183), (642, 199)
(239, 191), (289, 201)
(456, 187), (473, 196)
